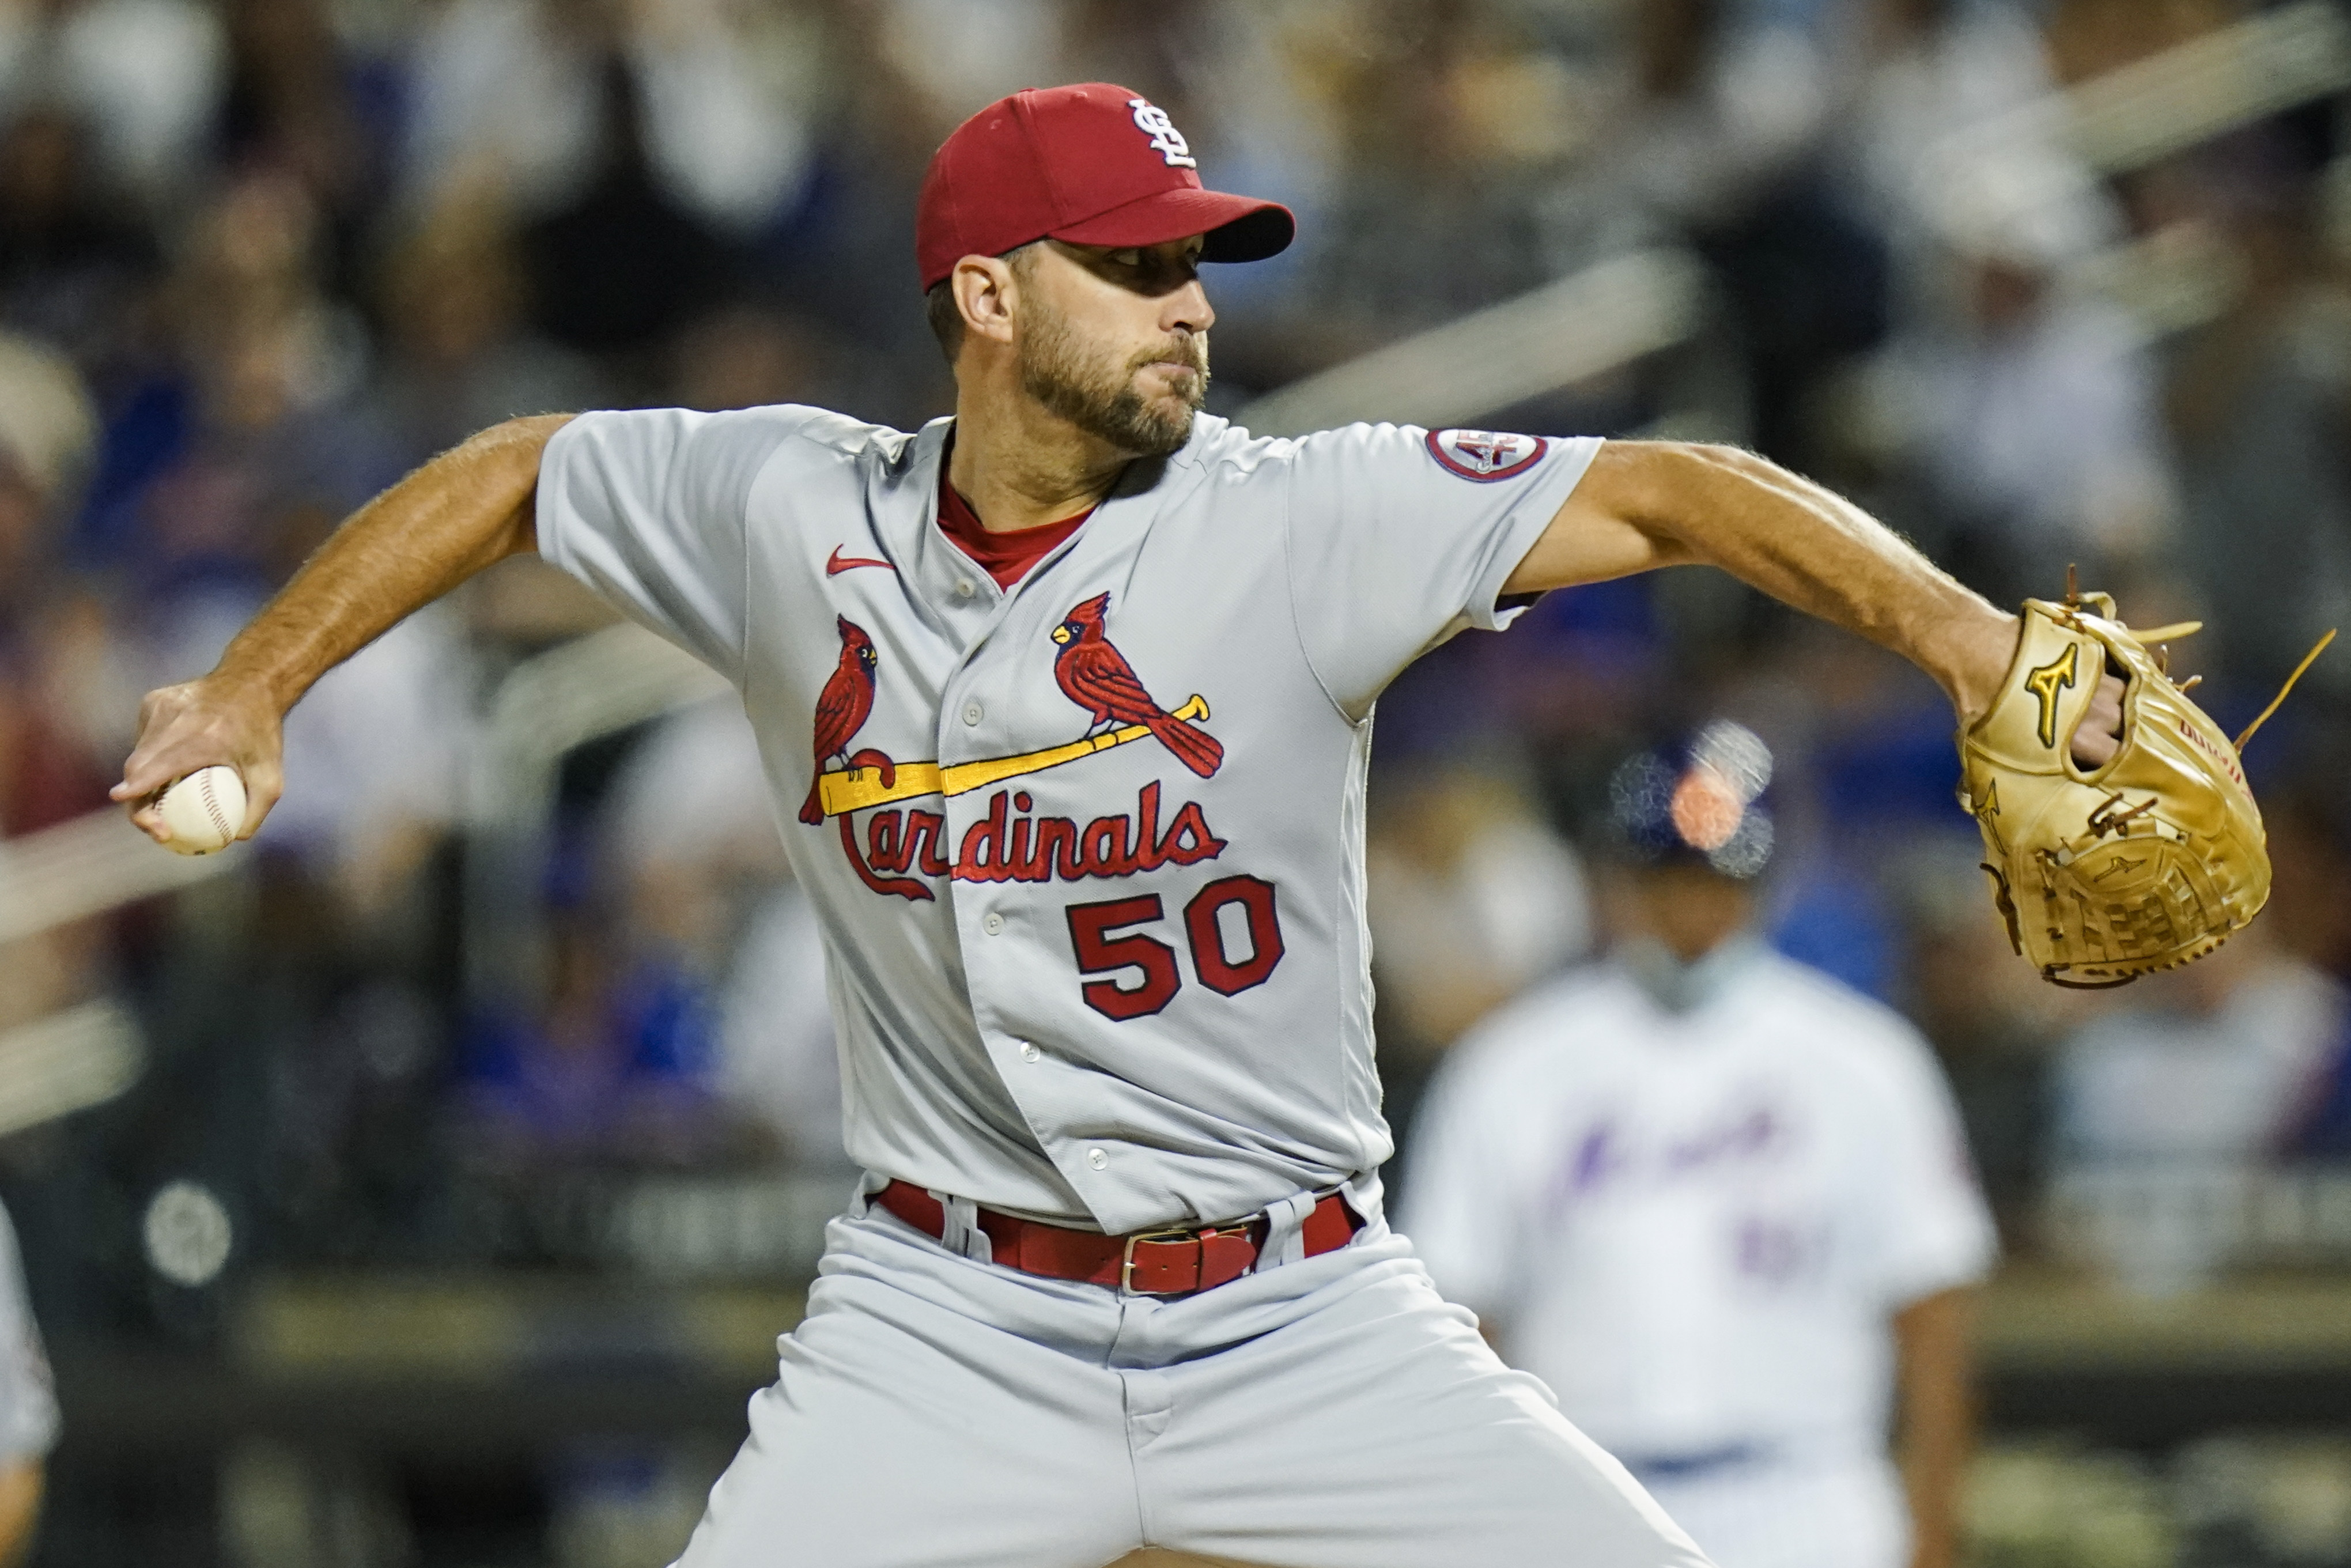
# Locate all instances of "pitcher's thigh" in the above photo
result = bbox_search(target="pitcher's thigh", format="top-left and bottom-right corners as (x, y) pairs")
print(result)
(1142, 1265), (1711, 1568)
(675, 1274), (1140, 1568)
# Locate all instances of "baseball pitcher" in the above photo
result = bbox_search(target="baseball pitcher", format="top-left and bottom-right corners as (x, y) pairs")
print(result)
(115, 84), (2130, 1566)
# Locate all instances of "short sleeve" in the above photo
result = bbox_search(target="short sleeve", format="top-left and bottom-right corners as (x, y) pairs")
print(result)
(1397, 1048), (1523, 1318)
(535, 406), (800, 683)
(0, 1206), (56, 1460)
(1282, 424), (1602, 717)
(1851, 1031), (2000, 1308)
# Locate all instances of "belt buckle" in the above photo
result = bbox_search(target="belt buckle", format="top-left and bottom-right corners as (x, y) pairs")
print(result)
(1120, 1225), (1199, 1295)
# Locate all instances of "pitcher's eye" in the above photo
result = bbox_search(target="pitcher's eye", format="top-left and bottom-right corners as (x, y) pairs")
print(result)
(1109, 249), (1142, 267)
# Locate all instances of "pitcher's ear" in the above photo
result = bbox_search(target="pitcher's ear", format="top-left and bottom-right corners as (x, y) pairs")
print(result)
(954, 254), (1022, 349)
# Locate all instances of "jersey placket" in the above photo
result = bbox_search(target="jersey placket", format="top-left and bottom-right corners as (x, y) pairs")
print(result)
(923, 462), (1148, 1226)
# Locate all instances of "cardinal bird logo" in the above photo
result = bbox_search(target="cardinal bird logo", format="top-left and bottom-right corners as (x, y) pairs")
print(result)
(1050, 594), (1223, 779)
(800, 617), (883, 824)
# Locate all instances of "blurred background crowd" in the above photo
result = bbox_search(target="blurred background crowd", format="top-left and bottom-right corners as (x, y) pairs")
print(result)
(3, 0), (2351, 1562)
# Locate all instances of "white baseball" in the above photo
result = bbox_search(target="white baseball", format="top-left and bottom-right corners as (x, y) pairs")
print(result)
(155, 766), (247, 856)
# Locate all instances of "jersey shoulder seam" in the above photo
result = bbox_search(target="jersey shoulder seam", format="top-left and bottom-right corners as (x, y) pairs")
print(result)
(1277, 448), (1360, 726)
(761, 403), (908, 458)
(715, 406), (885, 692)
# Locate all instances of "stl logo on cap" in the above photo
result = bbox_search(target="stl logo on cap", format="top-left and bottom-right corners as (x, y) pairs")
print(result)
(1426, 428), (1548, 482)
(1128, 99), (1197, 168)
(915, 83), (1293, 293)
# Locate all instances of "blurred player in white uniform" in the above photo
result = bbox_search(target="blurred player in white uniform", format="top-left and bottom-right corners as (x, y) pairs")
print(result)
(1404, 726), (1996, 1568)
(0, 1204), (56, 1565)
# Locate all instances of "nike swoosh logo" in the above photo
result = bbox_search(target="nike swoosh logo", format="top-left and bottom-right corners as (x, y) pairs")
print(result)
(826, 547), (895, 576)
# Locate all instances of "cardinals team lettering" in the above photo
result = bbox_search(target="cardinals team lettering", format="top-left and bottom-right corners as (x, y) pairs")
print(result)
(807, 599), (1230, 901)
(851, 784), (1229, 886)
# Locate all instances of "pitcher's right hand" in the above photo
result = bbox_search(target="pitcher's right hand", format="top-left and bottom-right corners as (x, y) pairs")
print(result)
(112, 675), (284, 845)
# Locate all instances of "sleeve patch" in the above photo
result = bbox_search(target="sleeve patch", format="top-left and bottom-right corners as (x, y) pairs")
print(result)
(1426, 428), (1548, 482)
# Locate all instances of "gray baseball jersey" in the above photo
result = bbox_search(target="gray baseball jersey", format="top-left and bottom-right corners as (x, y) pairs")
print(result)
(536, 409), (1595, 1233)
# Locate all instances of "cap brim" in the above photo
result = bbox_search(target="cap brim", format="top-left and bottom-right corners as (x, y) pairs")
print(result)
(1052, 187), (1295, 263)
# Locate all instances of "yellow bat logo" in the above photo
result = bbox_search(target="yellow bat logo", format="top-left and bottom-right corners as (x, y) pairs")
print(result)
(817, 696), (1211, 817)
(2025, 643), (2080, 751)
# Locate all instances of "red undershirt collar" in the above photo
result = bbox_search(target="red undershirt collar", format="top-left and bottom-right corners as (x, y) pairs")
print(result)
(936, 454), (1093, 591)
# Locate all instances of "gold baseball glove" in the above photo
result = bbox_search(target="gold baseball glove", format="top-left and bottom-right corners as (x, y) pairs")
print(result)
(1959, 581), (2331, 988)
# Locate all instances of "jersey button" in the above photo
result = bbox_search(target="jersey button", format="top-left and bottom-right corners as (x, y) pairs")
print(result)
(1087, 1148), (1109, 1170)
(955, 577), (976, 598)
(962, 701), (984, 726)
(1019, 1042), (1041, 1064)
(981, 911), (1006, 936)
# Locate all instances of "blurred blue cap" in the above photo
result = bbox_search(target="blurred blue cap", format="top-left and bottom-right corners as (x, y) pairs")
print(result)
(1605, 720), (1776, 879)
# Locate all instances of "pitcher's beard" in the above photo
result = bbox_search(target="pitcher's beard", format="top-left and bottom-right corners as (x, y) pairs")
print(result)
(1019, 310), (1207, 457)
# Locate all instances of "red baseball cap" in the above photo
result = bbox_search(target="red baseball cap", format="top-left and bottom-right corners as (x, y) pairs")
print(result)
(916, 82), (1294, 293)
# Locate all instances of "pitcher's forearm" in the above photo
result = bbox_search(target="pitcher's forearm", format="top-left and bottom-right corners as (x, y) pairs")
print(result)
(1636, 445), (2011, 713)
(114, 414), (572, 830)
(215, 414), (567, 708)
(1517, 442), (2018, 720)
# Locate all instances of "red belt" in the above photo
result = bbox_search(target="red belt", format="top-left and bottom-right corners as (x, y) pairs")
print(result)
(875, 1179), (1361, 1295)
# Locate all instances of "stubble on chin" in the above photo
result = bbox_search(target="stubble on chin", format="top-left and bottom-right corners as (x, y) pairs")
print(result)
(1018, 308), (1209, 458)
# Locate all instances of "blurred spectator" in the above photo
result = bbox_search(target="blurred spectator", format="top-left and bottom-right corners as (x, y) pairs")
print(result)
(668, 304), (826, 415)
(2055, 921), (2347, 1170)
(2295, 1025), (2351, 1161)
(0, 328), (92, 613)
(0, 330), (112, 1037)
(1598, 0), (1830, 238)
(874, 0), (1070, 131)
(517, 54), (738, 368)
(267, 601), (471, 912)
(1367, 764), (1591, 1049)
(2261, 783), (2351, 977)
(0, 105), (161, 364)
(0, 0), (228, 206)
(2162, 169), (2351, 700)
(1404, 726), (1994, 1568)
(402, 0), (815, 237)
(2052, 921), (2346, 1294)
(1307, 3), (1571, 330)
(216, 0), (411, 302)
(369, 179), (603, 463)
(455, 901), (736, 1174)
(1589, 0), (1892, 470)
(1835, 0), (2101, 300)
(1366, 761), (1588, 1187)
(1866, 203), (2176, 602)
(74, 171), (396, 603)
(1899, 852), (2078, 1247)
(0, 328), (104, 805)
(606, 698), (844, 1173)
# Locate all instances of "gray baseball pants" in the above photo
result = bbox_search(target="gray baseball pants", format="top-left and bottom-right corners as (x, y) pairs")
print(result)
(672, 1182), (1711, 1567)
